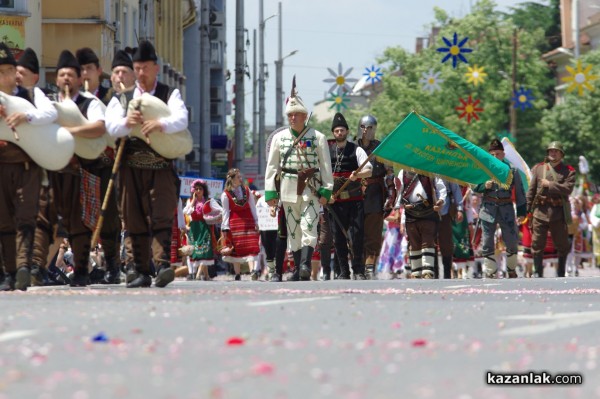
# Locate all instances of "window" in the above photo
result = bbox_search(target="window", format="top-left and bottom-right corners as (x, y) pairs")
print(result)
(0, 1), (15, 8)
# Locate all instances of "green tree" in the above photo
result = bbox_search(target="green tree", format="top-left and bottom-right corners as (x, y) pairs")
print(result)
(369, 0), (555, 167)
(538, 49), (600, 183)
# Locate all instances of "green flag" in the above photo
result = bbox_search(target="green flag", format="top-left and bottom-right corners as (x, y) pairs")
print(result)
(373, 112), (513, 188)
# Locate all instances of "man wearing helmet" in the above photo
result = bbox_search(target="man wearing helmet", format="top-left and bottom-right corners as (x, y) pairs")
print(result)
(357, 115), (389, 279)
(526, 141), (576, 277)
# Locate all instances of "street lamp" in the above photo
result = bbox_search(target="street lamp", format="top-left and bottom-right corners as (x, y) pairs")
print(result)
(275, 50), (298, 127)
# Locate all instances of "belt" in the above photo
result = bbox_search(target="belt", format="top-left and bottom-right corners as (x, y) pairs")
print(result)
(536, 197), (563, 207)
(364, 177), (384, 185)
(281, 168), (298, 175)
(484, 196), (512, 204)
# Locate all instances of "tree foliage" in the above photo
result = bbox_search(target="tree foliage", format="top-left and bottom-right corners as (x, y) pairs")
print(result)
(367, 0), (556, 170)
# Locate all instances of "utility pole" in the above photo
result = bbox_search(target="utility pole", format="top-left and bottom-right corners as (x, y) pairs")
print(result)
(258, 0), (266, 179)
(234, 0), (245, 169)
(275, 2), (283, 128)
(199, 0), (211, 176)
(573, 0), (580, 58)
(509, 29), (517, 140)
(252, 29), (258, 158)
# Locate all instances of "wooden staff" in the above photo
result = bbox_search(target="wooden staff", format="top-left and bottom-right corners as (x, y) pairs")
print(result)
(332, 152), (376, 200)
(91, 82), (127, 248)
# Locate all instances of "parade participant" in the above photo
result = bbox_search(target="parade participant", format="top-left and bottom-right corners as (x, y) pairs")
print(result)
(220, 168), (259, 280)
(526, 141), (576, 277)
(451, 186), (473, 278)
(15, 47), (58, 286)
(76, 47), (112, 104)
(183, 179), (221, 280)
(110, 49), (136, 93)
(105, 40), (188, 288)
(357, 114), (388, 279)
(437, 180), (464, 278)
(265, 77), (334, 281)
(328, 112), (372, 280)
(0, 43), (57, 291)
(394, 170), (446, 279)
(473, 139), (526, 279)
(51, 50), (108, 287)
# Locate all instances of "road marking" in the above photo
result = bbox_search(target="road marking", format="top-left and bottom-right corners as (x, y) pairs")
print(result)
(498, 311), (600, 336)
(248, 296), (339, 307)
(0, 330), (37, 342)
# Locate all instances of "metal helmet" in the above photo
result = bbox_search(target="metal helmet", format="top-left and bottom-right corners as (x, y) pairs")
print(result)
(546, 141), (564, 154)
(358, 114), (378, 140)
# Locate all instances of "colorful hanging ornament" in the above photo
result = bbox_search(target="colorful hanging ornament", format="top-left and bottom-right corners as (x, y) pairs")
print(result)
(456, 95), (483, 123)
(420, 68), (444, 93)
(437, 32), (472, 68)
(562, 60), (598, 96)
(512, 87), (534, 111)
(327, 91), (350, 112)
(363, 65), (383, 84)
(464, 65), (487, 86)
(323, 62), (358, 94)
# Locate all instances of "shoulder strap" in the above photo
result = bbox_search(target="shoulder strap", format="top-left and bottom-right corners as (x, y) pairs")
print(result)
(281, 126), (310, 168)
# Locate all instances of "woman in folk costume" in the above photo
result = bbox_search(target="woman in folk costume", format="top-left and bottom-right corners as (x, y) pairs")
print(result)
(264, 77), (334, 281)
(590, 194), (600, 268)
(220, 168), (260, 280)
(183, 179), (221, 280)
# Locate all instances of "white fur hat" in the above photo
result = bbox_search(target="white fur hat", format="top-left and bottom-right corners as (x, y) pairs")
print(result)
(285, 75), (308, 115)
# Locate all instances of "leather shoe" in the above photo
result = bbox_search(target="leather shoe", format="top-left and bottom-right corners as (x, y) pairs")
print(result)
(507, 270), (518, 279)
(270, 273), (282, 282)
(15, 267), (31, 291)
(154, 267), (175, 288)
(337, 273), (351, 280)
(70, 272), (90, 287)
(299, 266), (311, 281)
(0, 274), (15, 291)
(127, 274), (152, 288)
(103, 269), (121, 284)
(125, 264), (140, 284)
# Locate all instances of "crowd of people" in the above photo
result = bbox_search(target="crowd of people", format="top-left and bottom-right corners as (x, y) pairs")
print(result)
(0, 39), (597, 291)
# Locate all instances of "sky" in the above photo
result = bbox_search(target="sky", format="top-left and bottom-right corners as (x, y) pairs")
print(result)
(226, 0), (546, 128)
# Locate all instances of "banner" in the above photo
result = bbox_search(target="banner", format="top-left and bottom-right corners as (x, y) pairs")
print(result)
(0, 15), (25, 59)
(501, 137), (531, 191)
(373, 112), (512, 188)
(179, 176), (224, 199)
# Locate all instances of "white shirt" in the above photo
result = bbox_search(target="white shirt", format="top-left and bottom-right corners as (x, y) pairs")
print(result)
(394, 170), (447, 208)
(19, 87), (58, 125)
(104, 83), (188, 138)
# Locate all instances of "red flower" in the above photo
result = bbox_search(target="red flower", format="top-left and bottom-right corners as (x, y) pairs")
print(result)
(456, 95), (484, 124)
(226, 336), (245, 346)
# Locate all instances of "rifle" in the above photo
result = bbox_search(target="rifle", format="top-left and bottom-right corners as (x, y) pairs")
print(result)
(331, 152), (376, 200)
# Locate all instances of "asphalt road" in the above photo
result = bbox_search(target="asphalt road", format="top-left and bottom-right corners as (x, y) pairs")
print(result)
(1, 272), (600, 399)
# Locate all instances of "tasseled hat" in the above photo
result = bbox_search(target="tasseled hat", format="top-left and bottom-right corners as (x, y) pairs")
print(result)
(112, 49), (133, 70)
(488, 139), (504, 152)
(132, 40), (158, 62)
(56, 50), (81, 74)
(0, 43), (17, 66)
(17, 47), (39, 74)
(76, 47), (99, 66)
(285, 75), (308, 115)
(331, 112), (349, 131)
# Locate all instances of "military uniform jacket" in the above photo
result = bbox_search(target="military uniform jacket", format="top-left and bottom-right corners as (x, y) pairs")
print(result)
(265, 127), (333, 204)
(526, 161), (576, 222)
(359, 139), (387, 214)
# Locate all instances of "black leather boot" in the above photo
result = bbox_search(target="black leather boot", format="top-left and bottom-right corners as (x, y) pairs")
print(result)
(287, 250), (302, 281)
(0, 273), (15, 291)
(442, 256), (453, 279)
(557, 255), (567, 277)
(103, 258), (121, 284)
(533, 254), (544, 278)
(299, 246), (313, 281)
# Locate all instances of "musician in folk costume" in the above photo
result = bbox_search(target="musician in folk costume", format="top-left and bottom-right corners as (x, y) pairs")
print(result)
(76, 47), (113, 105)
(473, 139), (526, 279)
(265, 78), (334, 281)
(0, 43), (58, 291)
(356, 115), (388, 279)
(50, 50), (108, 287)
(105, 40), (188, 288)
(328, 112), (372, 280)
(394, 170), (446, 279)
(111, 49), (136, 94)
(437, 180), (464, 278)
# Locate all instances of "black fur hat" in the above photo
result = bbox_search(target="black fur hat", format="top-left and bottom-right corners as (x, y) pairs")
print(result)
(132, 40), (158, 62)
(17, 47), (39, 73)
(0, 42), (17, 66)
(75, 47), (99, 66)
(112, 49), (133, 69)
(56, 50), (80, 74)
(331, 112), (349, 132)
